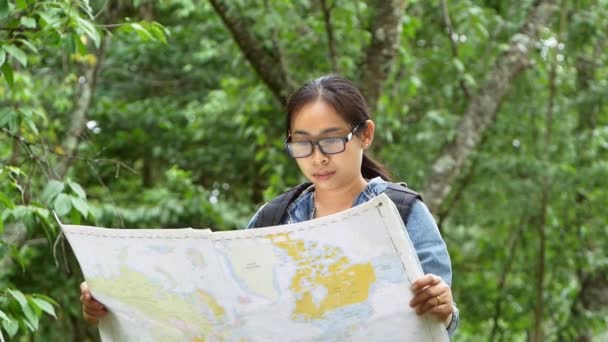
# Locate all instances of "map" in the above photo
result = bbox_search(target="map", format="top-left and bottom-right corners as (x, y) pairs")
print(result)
(61, 194), (449, 341)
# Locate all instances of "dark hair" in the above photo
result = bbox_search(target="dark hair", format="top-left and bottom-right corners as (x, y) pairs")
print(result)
(286, 74), (392, 181)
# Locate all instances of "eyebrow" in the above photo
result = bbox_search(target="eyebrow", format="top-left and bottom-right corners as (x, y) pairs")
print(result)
(292, 127), (343, 136)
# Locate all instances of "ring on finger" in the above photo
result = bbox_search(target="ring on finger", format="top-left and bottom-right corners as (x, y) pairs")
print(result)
(435, 295), (441, 306)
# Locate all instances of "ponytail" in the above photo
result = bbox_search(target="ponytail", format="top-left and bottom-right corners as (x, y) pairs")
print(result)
(361, 153), (392, 182)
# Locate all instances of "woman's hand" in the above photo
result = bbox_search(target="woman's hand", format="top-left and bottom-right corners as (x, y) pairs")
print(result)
(409, 274), (453, 325)
(80, 281), (108, 324)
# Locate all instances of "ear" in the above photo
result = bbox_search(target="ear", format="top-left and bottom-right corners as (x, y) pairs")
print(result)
(361, 120), (375, 149)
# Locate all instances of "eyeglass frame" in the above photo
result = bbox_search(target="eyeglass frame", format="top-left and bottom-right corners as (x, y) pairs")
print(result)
(284, 123), (364, 158)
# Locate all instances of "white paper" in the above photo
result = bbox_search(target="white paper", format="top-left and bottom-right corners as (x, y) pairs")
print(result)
(62, 194), (449, 341)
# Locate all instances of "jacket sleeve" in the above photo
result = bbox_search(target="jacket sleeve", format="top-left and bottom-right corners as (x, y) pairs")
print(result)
(405, 199), (459, 336)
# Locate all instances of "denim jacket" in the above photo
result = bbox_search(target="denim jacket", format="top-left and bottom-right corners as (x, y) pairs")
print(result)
(247, 177), (459, 336)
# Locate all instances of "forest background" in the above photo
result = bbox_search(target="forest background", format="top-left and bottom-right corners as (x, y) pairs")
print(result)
(0, 0), (607, 340)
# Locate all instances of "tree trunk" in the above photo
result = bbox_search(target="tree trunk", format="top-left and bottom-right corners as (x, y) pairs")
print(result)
(55, 41), (106, 179)
(208, 0), (296, 105)
(558, 35), (608, 342)
(422, 0), (557, 214)
(357, 0), (408, 109)
(209, 0), (408, 110)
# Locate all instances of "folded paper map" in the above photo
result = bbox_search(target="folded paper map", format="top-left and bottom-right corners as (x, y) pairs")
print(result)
(61, 193), (449, 341)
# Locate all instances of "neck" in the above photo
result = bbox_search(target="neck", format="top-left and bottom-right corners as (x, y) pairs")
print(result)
(314, 177), (368, 216)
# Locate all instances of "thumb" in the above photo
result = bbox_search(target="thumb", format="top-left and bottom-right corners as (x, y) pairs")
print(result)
(80, 281), (91, 299)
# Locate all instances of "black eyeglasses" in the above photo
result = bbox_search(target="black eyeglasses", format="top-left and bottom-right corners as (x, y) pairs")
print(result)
(284, 123), (363, 158)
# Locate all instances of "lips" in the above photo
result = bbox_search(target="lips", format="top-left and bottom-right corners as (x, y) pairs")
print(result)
(312, 171), (335, 181)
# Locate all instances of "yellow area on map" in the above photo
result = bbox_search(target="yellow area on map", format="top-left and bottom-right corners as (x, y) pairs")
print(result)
(268, 233), (376, 320)
(89, 264), (226, 341)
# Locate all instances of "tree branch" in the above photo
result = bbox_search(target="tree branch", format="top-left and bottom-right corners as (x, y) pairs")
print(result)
(320, 0), (338, 72)
(358, 0), (408, 109)
(208, 0), (296, 105)
(440, 0), (471, 99)
(422, 0), (557, 214)
(55, 38), (107, 179)
(1, 128), (137, 175)
(264, 0), (292, 87)
(489, 220), (526, 341)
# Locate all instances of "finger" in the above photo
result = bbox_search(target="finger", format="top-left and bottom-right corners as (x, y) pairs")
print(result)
(84, 299), (106, 310)
(410, 283), (449, 307)
(425, 303), (453, 320)
(80, 294), (105, 309)
(84, 307), (107, 319)
(84, 306), (108, 319)
(416, 295), (446, 315)
(84, 305), (107, 316)
(429, 303), (453, 317)
(411, 274), (442, 292)
(80, 281), (91, 300)
(83, 311), (101, 324)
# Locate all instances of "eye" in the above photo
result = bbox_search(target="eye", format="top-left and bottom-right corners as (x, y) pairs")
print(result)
(291, 141), (311, 146)
(320, 137), (341, 144)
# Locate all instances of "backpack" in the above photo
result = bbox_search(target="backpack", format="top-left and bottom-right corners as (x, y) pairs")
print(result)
(251, 182), (422, 228)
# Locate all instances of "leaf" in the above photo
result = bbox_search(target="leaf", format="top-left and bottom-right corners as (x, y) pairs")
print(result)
(22, 300), (39, 330)
(31, 294), (60, 307)
(16, 38), (39, 54)
(130, 23), (154, 41)
(1, 60), (14, 89)
(20, 16), (37, 29)
(41, 180), (64, 204)
(70, 208), (81, 225)
(75, 34), (87, 55)
(2, 317), (18, 337)
(3, 45), (27, 68)
(70, 197), (88, 218)
(30, 298), (56, 319)
(0, 49), (5, 66)
(7, 289), (27, 308)
(148, 22), (168, 43)
(62, 33), (75, 54)
(37, 11), (59, 28)
(76, 17), (100, 48)
(78, 0), (94, 19)
(453, 58), (465, 73)
(0, 308), (9, 321)
(15, 0), (26, 10)
(67, 180), (86, 199)
(53, 193), (72, 216)
(0, 0), (8, 17)
(19, 107), (38, 134)
(0, 191), (14, 209)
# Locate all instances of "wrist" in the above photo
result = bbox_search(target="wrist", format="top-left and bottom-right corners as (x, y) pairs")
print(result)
(444, 312), (453, 327)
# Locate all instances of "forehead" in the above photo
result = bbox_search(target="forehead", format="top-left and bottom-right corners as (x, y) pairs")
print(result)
(290, 100), (349, 134)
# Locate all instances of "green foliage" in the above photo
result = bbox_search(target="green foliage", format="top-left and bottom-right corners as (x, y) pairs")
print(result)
(0, 289), (57, 338)
(0, 0), (607, 340)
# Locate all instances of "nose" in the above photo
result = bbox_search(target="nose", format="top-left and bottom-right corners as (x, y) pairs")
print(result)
(310, 143), (328, 165)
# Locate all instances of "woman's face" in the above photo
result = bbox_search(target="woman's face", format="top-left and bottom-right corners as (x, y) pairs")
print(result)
(289, 100), (372, 192)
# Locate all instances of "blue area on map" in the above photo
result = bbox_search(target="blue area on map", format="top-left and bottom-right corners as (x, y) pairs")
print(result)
(306, 302), (374, 333)
(370, 256), (406, 283)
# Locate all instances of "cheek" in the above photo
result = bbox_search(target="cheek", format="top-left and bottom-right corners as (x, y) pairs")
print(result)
(294, 158), (309, 172)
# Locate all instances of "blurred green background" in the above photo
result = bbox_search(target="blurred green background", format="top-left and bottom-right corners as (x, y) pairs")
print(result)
(1, 0), (607, 340)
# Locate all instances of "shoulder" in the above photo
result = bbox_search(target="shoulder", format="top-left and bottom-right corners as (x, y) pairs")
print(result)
(247, 182), (313, 229)
(406, 199), (435, 226)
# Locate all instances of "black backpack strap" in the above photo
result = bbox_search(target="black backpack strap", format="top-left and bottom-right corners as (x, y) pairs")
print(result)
(384, 182), (423, 224)
(254, 182), (312, 228)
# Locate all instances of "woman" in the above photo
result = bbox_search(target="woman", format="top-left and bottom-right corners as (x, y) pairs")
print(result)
(247, 74), (458, 335)
(81, 74), (459, 336)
